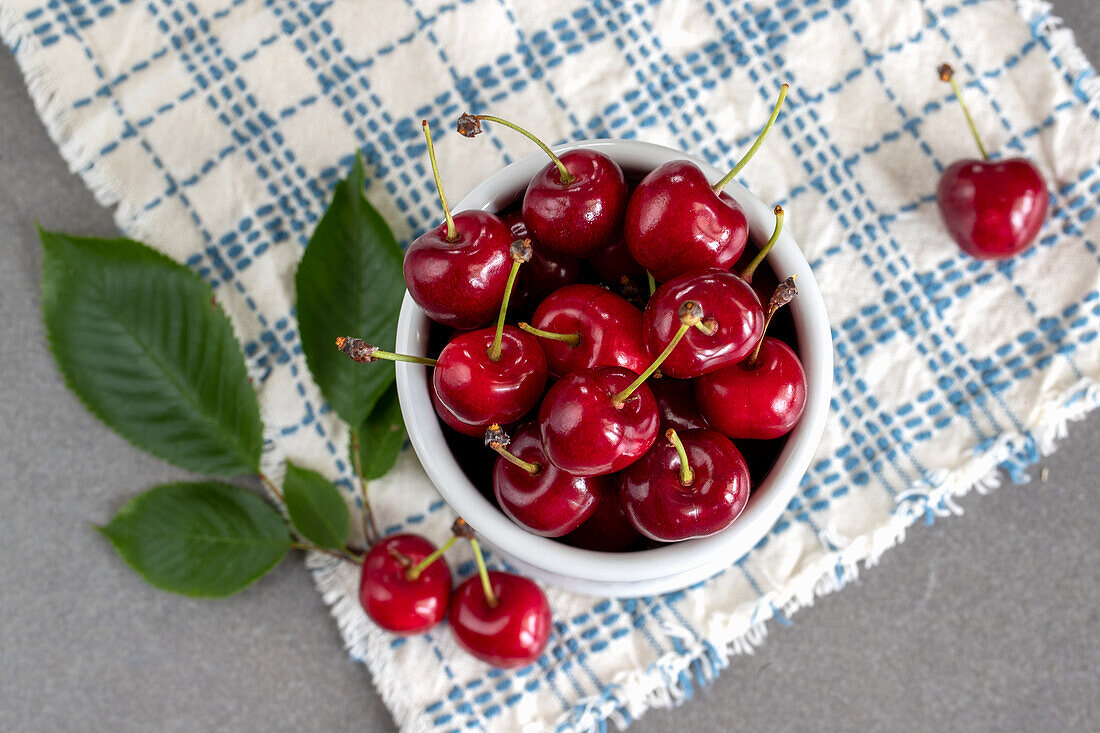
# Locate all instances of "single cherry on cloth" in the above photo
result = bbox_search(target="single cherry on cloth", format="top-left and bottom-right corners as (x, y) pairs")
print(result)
(458, 113), (627, 257)
(520, 283), (648, 377)
(450, 528), (551, 668)
(486, 423), (603, 537)
(650, 377), (709, 431)
(564, 482), (642, 552)
(359, 533), (454, 634)
(433, 240), (549, 435)
(696, 277), (807, 440)
(625, 84), (788, 282)
(403, 121), (514, 329)
(935, 64), (1048, 259)
(500, 209), (579, 309)
(538, 301), (705, 477)
(620, 428), (751, 542)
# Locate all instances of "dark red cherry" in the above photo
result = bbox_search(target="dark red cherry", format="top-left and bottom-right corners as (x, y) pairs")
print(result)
(538, 366), (660, 477)
(563, 482), (641, 551)
(644, 269), (764, 378)
(937, 158), (1048, 259)
(589, 236), (646, 284)
(359, 534), (452, 634)
(525, 284), (648, 377)
(433, 326), (548, 435)
(934, 64), (1048, 260)
(489, 423), (604, 537)
(501, 210), (580, 309)
(650, 377), (709, 431)
(620, 428), (751, 542)
(451, 571), (552, 668)
(458, 114), (627, 258)
(624, 160), (749, 282)
(695, 337), (807, 440)
(404, 210), (514, 329)
(430, 385), (485, 437)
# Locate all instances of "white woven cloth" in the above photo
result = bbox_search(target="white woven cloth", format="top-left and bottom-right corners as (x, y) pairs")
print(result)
(4, 0), (1099, 731)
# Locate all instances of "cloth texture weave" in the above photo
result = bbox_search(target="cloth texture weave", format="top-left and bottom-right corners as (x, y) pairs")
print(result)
(4, 0), (1099, 730)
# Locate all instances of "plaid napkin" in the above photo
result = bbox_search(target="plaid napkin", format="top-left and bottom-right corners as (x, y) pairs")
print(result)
(4, 0), (1099, 730)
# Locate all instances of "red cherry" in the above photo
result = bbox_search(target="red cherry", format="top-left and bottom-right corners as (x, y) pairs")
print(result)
(588, 236), (646, 284)
(458, 114), (627, 257)
(695, 337), (807, 440)
(538, 366), (660, 477)
(644, 269), (764, 378)
(451, 571), (551, 668)
(500, 209), (580, 309)
(620, 428), (751, 542)
(524, 284), (648, 377)
(563, 482), (641, 551)
(403, 122), (515, 329)
(488, 423), (604, 537)
(650, 377), (709, 431)
(625, 85), (788, 282)
(624, 160), (749, 282)
(935, 64), (1048, 260)
(433, 326), (547, 435)
(937, 159), (1048, 259)
(430, 384), (485, 437)
(359, 534), (452, 634)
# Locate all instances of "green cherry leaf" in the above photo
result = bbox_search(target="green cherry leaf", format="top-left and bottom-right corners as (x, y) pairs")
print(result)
(282, 463), (350, 550)
(99, 482), (290, 597)
(354, 383), (407, 481)
(295, 154), (405, 428)
(39, 230), (263, 476)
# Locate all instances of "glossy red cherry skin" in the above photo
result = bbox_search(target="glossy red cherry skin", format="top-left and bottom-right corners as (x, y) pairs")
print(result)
(451, 571), (552, 668)
(359, 534), (452, 634)
(695, 338), (807, 440)
(501, 210), (580, 309)
(644, 269), (765, 378)
(624, 161), (749, 282)
(651, 377), (709, 431)
(563, 483), (641, 551)
(589, 236), (646, 283)
(493, 422), (604, 537)
(403, 210), (514, 329)
(530, 284), (648, 377)
(523, 149), (628, 258)
(937, 158), (1048, 260)
(620, 429), (750, 542)
(538, 366), (660, 477)
(430, 386), (485, 437)
(433, 327), (548, 434)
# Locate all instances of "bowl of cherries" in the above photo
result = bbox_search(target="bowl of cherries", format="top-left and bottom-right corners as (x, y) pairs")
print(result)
(369, 90), (831, 597)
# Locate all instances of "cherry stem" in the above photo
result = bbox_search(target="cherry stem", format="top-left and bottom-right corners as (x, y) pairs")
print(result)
(713, 83), (789, 193)
(468, 114), (575, 185)
(612, 301), (702, 406)
(518, 322), (581, 347)
(488, 240), (532, 362)
(693, 318), (718, 337)
(665, 428), (695, 486)
(485, 423), (541, 475)
(647, 270), (657, 296)
(336, 337), (438, 367)
(741, 204), (785, 284)
(405, 534), (458, 581)
(748, 275), (798, 368)
(938, 64), (989, 161)
(349, 428), (379, 545)
(469, 537), (498, 608)
(259, 473), (285, 503)
(422, 120), (458, 242)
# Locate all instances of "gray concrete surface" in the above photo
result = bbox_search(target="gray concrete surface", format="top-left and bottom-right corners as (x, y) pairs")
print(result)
(3, 4), (1099, 731)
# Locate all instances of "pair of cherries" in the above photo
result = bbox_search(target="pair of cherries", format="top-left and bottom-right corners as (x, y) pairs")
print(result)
(358, 520), (551, 669)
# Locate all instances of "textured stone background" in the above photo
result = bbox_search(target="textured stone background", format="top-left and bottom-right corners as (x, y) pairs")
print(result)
(2, 3), (1098, 730)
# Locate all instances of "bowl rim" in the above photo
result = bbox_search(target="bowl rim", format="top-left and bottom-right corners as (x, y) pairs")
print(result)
(395, 138), (832, 585)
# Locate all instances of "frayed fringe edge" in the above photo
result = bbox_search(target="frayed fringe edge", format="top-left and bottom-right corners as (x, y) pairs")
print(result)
(549, 378), (1098, 733)
(1016, 0), (1100, 109)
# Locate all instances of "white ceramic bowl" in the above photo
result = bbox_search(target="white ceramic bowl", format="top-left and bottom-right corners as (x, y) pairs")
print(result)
(395, 139), (832, 597)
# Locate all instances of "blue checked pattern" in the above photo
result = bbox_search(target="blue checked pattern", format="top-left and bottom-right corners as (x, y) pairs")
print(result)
(4, 0), (1100, 730)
